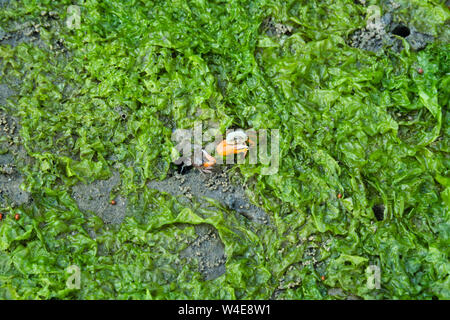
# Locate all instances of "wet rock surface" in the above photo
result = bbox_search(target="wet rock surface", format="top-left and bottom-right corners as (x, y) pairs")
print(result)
(148, 167), (270, 225)
(0, 111), (31, 210)
(180, 223), (226, 280)
(71, 170), (127, 224)
(349, 6), (434, 53)
(261, 17), (293, 37)
(401, 26), (434, 51)
(0, 21), (44, 48)
(0, 7), (66, 54)
(0, 154), (29, 208)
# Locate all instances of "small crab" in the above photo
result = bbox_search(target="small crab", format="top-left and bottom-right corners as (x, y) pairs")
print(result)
(173, 129), (253, 174)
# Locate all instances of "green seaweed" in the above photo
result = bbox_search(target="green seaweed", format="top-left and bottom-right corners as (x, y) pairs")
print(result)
(0, 0), (448, 299)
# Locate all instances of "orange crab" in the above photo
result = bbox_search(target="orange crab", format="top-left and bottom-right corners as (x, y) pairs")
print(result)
(174, 130), (253, 174)
(216, 130), (253, 157)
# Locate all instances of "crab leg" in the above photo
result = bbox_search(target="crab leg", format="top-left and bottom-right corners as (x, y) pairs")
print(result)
(202, 149), (216, 168)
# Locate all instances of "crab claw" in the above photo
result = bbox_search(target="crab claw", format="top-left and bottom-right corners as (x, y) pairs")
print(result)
(216, 140), (249, 157)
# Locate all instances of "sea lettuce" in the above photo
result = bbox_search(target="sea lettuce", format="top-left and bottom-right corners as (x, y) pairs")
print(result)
(0, 0), (448, 299)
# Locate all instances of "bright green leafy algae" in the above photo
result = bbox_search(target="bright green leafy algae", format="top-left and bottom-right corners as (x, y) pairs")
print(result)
(0, 0), (448, 299)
